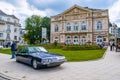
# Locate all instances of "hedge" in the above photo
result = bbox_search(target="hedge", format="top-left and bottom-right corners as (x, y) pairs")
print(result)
(62, 45), (100, 50)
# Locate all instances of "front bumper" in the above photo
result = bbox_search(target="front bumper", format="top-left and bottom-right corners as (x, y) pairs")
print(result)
(37, 60), (66, 67)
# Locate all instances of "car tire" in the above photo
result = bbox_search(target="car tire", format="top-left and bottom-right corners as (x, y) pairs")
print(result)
(32, 59), (38, 69)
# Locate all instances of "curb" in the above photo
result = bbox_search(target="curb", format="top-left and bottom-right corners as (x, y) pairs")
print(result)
(0, 73), (20, 80)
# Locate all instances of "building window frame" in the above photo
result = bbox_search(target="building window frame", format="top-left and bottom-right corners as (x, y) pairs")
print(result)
(14, 28), (17, 32)
(54, 25), (58, 32)
(14, 36), (17, 40)
(66, 23), (71, 31)
(73, 36), (79, 44)
(66, 36), (71, 44)
(0, 33), (3, 37)
(74, 22), (78, 31)
(81, 36), (86, 44)
(96, 36), (103, 44)
(97, 21), (102, 30)
(7, 18), (10, 22)
(81, 21), (86, 30)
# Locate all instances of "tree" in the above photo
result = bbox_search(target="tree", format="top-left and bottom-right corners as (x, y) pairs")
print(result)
(41, 17), (50, 42)
(24, 15), (42, 44)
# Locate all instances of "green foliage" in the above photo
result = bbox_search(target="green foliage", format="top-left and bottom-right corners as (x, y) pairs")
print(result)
(48, 49), (106, 61)
(24, 15), (50, 44)
(62, 45), (100, 50)
(0, 49), (11, 54)
(40, 43), (63, 49)
(53, 41), (58, 46)
(24, 15), (42, 44)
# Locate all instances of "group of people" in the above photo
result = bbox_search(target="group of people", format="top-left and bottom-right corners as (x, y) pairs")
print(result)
(109, 41), (115, 51)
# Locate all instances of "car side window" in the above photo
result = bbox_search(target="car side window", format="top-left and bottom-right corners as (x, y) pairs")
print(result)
(19, 48), (28, 55)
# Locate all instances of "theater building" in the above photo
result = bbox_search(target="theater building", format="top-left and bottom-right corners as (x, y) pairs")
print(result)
(50, 5), (109, 45)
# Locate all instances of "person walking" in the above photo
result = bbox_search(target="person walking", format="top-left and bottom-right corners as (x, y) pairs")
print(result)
(110, 41), (113, 51)
(11, 41), (17, 59)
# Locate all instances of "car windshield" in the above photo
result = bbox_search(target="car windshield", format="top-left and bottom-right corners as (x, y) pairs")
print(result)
(28, 47), (38, 53)
(35, 47), (48, 52)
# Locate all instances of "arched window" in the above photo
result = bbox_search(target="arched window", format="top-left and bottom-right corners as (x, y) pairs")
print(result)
(81, 21), (86, 30)
(66, 23), (71, 31)
(66, 36), (71, 44)
(73, 36), (79, 44)
(81, 36), (86, 44)
(54, 25), (58, 32)
(74, 23), (78, 31)
(97, 21), (102, 30)
(96, 36), (103, 44)
(54, 36), (58, 42)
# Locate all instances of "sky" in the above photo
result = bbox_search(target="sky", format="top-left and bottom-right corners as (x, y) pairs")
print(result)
(0, 0), (120, 27)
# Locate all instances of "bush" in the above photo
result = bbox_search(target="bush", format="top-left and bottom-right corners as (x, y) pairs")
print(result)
(62, 45), (100, 50)
(40, 43), (63, 49)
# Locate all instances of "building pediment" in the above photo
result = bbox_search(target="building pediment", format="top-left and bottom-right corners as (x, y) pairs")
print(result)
(61, 5), (92, 16)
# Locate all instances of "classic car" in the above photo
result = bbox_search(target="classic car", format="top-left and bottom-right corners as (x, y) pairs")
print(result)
(16, 46), (66, 69)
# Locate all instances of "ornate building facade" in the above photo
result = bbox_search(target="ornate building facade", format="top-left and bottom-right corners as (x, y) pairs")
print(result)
(50, 5), (109, 45)
(0, 10), (21, 47)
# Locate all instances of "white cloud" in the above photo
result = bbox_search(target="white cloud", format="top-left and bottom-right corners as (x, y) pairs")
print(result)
(0, 0), (48, 27)
(109, 0), (120, 27)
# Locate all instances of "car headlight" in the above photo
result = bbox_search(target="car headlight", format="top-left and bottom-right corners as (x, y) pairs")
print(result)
(41, 59), (52, 64)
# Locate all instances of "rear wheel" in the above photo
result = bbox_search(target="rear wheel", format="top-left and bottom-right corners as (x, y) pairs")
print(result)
(32, 59), (38, 69)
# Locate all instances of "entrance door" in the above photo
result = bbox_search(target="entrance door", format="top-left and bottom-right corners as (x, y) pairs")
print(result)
(96, 36), (103, 45)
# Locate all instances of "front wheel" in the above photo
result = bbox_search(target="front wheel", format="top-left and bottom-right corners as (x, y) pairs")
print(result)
(32, 59), (38, 69)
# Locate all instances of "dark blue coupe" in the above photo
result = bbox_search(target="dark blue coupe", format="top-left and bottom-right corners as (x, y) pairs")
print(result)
(16, 46), (66, 69)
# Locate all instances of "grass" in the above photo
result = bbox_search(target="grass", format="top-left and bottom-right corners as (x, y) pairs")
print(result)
(0, 48), (106, 62)
(0, 48), (11, 55)
(48, 49), (106, 62)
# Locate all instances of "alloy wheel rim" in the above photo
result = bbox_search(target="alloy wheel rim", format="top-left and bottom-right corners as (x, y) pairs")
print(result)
(33, 60), (37, 68)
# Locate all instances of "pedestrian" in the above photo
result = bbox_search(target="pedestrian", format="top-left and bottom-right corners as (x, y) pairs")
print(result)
(112, 42), (115, 51)
(109, 41), (113, 51)
(11, 41), (17, 59)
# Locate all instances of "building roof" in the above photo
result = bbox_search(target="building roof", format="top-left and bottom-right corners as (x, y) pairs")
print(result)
(0, 10), (7, 16)
(0, 10), (19, 20)
(51, 4), (108, 17)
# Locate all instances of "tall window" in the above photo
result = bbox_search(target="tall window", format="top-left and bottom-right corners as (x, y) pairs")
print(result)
(6, 34), (10, 40)
(0, 33), (3, 37)
(81, 21), (86, 30)
(66, 23), (71, 31)
(7, 25), (11, 32)
(54, 25), (58, 32)
(66, 36), (71, 44)
(7, 18), (10, 22)
(81, 36), (86, 44)
(97, 21), (102, 30)
(14, 28), (17, 32)
(74, 36), (79, 44)
(14, 36), (17, 40)
(74, 23), (78, 31)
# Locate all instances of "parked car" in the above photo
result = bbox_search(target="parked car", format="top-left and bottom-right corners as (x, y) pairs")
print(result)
(16, 46), (66, 69)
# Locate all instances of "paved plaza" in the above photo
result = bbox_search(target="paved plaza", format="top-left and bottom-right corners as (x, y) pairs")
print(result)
(0, 47), (120, 80)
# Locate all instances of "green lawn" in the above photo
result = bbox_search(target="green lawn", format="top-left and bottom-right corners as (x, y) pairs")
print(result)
(0, 48), (106, 62)
(0, 49), (11, 55)
(48, 49), (106, 62)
